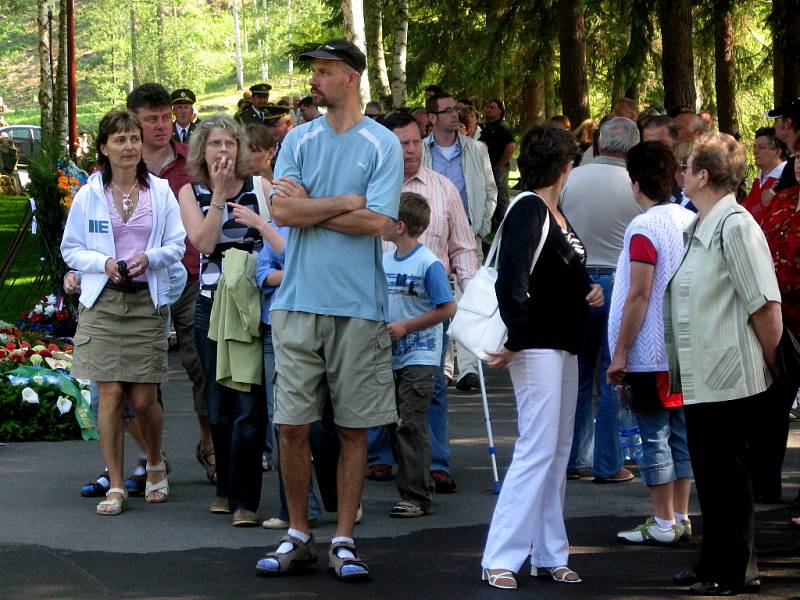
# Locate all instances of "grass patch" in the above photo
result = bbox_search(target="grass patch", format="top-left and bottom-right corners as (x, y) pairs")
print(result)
(0, 195), (47, 322)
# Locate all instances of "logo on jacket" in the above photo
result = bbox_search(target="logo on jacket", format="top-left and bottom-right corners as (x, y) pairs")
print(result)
(88, 219), (109, 233)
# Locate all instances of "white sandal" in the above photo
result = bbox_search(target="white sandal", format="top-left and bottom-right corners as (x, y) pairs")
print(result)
(482, 568), (518, 590)
(533, 565), (582, 583)
(145, 461), (169, 503)
(96, 487), (128, 516)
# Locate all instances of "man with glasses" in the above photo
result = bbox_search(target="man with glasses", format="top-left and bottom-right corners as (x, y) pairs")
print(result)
(421, 92), (496, 489)
(767, 98), (800, 192)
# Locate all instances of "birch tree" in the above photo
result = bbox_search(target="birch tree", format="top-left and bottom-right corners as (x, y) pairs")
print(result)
(365, 0), (391, 107)
(52, 0), (68, 148)
(341, 0), (371, 106)
(390, 0), (408, 109)
(232, 0), (244, 90)
(37, 0), (54, 139)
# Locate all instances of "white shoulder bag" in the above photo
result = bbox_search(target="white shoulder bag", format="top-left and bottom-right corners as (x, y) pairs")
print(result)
(448, 192), (549, 361)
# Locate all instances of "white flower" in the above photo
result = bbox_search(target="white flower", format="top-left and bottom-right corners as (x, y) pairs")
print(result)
(46, 294), (57, 305)
(21, 387), (39, 404)
(56, 396), (73, 415)
(75, 378), (91, 388)
(32, 374), (45, 384)
(44, 305), (56, 317)
(81, 389), (92, 404)
(33, 304), (43, 314)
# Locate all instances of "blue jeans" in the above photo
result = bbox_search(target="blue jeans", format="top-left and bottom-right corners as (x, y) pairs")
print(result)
(567, 270), (622, 478)
(195, 295), (266, 512)
(368, 321), (451, 473)
(262, 328), (275, 461)
(636, 406), (693, 486)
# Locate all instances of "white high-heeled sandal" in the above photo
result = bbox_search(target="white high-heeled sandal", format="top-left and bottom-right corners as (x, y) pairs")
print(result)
(482, 568), (518, 590)
(533, 565), (582, 583)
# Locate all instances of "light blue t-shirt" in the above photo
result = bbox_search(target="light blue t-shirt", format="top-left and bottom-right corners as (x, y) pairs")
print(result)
(270, 116), (403, 321)
(383, 244), (454, 369)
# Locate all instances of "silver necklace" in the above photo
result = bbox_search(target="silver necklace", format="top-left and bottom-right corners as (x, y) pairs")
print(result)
(111, 181), (138, 216)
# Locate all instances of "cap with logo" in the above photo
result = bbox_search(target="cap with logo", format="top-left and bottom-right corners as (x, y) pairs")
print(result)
(171, 88), (196, 105)
(766, 98), (800, 122)
(249, 83), (272, 96)
(299, 39), (367, 73)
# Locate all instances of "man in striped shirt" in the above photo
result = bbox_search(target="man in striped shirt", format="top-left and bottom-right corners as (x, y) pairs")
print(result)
(367, 111), (476, 494)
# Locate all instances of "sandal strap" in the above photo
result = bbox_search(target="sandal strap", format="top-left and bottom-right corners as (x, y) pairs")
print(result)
(145, 477), (169, 496)
(329, 541), (369, 578)
(107, 487), (128, 498)
(146, 461), (167, 473)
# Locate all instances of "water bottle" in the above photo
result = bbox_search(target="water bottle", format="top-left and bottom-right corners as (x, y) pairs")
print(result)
(616, 384), (643, 463)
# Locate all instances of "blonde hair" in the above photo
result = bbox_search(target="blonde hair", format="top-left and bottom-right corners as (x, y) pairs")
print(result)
(689, 132), (746, 193)
(187, 114), (249, 189)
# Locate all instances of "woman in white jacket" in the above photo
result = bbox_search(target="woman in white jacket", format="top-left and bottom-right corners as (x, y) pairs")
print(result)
(61, 109), (185, 516)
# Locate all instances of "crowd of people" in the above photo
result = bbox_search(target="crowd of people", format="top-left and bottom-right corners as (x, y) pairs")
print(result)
(57, 37), (799, 594)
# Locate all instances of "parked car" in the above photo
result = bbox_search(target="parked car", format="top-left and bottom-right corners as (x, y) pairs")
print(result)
(0, 125), (41, 166)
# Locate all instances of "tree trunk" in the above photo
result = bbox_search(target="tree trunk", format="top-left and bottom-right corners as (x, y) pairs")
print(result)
(557, 0), (590, 127)
(390, 0), (408, 108)
(521, 75), (544, 129)
(611, 0), (633, 106)
(544, 44), (556, 118)
(714, 1), (737, 136)
(611, 0), (652, 108)
(365, 0), (391, 108)
(287, 0), (293, 75)
(156, 1), (165, 82)
(341, 0), (371, 106)
(130, 4), (139, 90)
(52, 0), (68, 149)
(771, 0), (800, 104)
(37, 0), (54, 139)
(232, 0), (244, 90)
(254, 0), (268, 80)
(658, 0), (695, 112)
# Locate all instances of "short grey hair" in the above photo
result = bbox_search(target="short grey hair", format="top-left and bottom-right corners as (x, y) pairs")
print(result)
(598, 117), (640, 154)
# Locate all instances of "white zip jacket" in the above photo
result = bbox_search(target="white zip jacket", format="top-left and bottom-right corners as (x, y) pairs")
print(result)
(61, 171), (186, 309)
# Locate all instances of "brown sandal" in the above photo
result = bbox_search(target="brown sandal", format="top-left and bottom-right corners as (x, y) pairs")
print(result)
(196, 443), (216, 484)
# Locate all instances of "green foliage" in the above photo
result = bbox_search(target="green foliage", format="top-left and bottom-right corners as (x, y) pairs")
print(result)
(0, 376), (82, 442)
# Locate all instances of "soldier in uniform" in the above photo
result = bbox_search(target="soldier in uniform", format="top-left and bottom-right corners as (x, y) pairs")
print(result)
(264, 105), (293, 170)
(171, 88), (200, 143)
(235, 83), (272, 125)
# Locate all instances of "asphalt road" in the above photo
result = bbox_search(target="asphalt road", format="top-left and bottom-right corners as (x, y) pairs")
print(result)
(1, 354), (798, 599)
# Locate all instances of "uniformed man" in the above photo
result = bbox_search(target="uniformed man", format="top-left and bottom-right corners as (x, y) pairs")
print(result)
(264, 105), (293, 169)
(171, 88), (200, 143)
(235, 83), (272, 125)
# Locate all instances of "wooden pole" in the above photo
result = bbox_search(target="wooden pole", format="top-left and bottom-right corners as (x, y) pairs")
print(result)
(66, 0), (77, 159)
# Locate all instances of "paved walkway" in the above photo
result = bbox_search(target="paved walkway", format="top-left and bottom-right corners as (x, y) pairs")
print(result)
(1, 354), (798, 599)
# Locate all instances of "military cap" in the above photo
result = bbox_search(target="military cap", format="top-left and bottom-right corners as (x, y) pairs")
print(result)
(249, 83), (273, 95)
(263, 105), (292, 125)
(171, 88), (196, 105)
(299, 39), (367, 73)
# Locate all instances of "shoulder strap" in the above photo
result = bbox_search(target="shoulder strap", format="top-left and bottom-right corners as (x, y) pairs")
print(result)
(718, 205), (747, 262)
(252, 176), (271, 222)
(485, 191), (549, 275)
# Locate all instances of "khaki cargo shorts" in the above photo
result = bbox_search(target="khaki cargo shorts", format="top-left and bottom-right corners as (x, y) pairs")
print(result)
(271, 310), (397, 428)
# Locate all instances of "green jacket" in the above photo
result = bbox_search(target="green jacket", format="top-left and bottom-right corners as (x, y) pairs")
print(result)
(208, 248), (262, 391)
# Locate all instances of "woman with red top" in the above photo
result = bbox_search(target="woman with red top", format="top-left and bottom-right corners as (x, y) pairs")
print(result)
(742, 127), (788, 225)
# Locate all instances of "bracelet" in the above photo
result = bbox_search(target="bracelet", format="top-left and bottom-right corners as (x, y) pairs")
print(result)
(211, 200), (225, 210)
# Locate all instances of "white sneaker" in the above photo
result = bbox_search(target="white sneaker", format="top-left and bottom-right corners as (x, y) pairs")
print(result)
(676, 517), (692, 540)
(617, 517), (679, 544)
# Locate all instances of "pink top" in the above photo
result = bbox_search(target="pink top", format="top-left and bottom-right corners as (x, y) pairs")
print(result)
(105, 186), (153, 282)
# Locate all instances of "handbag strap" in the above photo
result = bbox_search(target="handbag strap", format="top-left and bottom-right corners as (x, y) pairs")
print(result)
(252, 175), (271, 222)
(484, 191), (550, 275)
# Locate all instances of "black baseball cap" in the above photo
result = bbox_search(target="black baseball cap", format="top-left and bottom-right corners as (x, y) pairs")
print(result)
(299, 39), (366, 73)
(171, 88), (196, 105)
(766, 98), (800, 121)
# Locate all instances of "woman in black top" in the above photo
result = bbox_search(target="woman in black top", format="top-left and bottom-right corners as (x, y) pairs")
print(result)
(480, 125), (603, 590)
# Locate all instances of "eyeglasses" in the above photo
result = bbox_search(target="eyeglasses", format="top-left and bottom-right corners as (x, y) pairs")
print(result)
(430, 106), (458, 115)
(679, 162), (689, 172)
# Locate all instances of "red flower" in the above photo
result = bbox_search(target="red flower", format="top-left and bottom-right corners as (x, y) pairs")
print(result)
(55, 311), (69, 321)
(20, 341), (30, 348)
(47, 343), (60, 351)
(24, 349), (34, 358)
(4, 342), (15, 351)
(38, 349), (51, 358)
(30, 314), (42, 323)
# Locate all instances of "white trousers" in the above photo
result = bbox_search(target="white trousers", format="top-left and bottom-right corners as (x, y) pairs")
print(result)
(481, 348), (578, 571)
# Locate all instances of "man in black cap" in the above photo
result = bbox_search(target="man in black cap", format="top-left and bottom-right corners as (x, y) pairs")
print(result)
(767, 98), (800, 192)
(236, 83), (272, 125)
(255, 38), (403, 582)
(264, 105), (293, 169)
(171, 88), (200, 143)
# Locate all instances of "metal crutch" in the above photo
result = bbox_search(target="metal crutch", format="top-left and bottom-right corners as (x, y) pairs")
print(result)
(476, 360), (501, 494)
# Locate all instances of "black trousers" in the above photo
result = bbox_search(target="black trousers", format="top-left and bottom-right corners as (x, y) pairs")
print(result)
(684, 394), (762, 588)
(749, 379), (799, 501)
